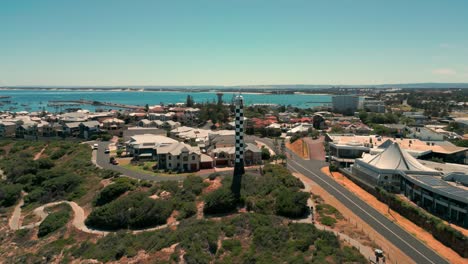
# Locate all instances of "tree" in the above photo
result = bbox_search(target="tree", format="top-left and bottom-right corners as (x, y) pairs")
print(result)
(186, 95), (195, 107)
(204, 188), (237, 214)
(261, 147), (271, 160)
(144, 104), (149, 113)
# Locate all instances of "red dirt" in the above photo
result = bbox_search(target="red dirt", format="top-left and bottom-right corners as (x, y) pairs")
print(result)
(286, 138), (309, 159)
(167, 210), (179, 226)
(320, 167), (466, 264)
(33, 145), (48, 160)
(203, 177), (222, 194)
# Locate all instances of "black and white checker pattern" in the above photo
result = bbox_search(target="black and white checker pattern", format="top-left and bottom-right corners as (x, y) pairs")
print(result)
(234, 95), (244, 163)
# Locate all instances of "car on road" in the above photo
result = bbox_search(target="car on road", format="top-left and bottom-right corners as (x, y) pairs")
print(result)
(104, 148), (110, 154)
(109, 157), (119, 165)
(92, 144), (99, 150)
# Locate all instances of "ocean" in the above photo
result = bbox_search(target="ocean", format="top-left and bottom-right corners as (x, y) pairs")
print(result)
(0, 89), (332, 112)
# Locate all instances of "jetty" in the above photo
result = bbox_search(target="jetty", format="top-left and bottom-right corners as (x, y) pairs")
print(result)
(48, 100), (143, 110)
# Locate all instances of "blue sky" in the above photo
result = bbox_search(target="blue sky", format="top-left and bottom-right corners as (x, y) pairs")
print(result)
(1, 0), (468, 86)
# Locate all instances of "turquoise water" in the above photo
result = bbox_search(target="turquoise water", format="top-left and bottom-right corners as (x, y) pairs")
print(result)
(0, 90), (331, 112)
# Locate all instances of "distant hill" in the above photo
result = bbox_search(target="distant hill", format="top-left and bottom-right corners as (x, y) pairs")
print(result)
(3, 83), (468, 90)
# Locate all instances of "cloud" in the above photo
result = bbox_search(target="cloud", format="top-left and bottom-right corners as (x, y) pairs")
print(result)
(432, 68), (457, 76)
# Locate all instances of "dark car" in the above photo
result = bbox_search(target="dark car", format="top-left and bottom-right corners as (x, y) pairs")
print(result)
(104, 148), (110, 154)
(109, 157), (119, 165)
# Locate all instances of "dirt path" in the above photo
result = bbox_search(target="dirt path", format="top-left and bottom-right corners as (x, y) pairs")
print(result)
(33, 145), (48, 160)
(321, 167), (467, 264)
(292, 172), (414, 264)
(8, 192), (25, 230)
(9, 199), (180, 236)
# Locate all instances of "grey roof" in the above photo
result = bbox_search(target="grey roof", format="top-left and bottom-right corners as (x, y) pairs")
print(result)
(406, 174), (468, 203)
(65, 120), (100, 128)
(383, 124), (407, 130)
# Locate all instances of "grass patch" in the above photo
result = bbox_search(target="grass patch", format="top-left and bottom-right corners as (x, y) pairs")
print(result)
(38, 203), (72, 237)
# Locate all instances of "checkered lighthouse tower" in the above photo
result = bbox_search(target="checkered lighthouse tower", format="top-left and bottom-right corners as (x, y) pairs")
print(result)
(231, 94), (245, 199)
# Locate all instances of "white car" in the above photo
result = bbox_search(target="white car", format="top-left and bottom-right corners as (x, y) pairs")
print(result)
(92, 144), (99, 150)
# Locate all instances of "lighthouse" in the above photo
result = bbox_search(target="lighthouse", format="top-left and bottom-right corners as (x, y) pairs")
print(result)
(231, 94), (245, 199)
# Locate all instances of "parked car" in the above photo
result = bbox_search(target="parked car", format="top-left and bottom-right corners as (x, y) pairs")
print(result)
(109, 157), (119, 165)
(104, 148), (110, 154)
(92, 143), (99, 150)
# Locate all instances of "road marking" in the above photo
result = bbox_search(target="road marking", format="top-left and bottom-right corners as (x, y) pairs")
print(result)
(288, 159), (443, 264)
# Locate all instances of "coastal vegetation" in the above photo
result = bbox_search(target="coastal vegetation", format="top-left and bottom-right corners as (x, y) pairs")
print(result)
(0, 140), (103, 207)
(0, 140), (365, 263)
(74, 213), (366, 263)
(38, 203), (72, 237)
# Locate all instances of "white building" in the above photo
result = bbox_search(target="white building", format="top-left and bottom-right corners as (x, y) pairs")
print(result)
(332, 95), (360, 114)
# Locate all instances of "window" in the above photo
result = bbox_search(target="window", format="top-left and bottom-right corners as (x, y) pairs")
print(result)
(192, 155), (195, 160)
(168, 155), (172, 160)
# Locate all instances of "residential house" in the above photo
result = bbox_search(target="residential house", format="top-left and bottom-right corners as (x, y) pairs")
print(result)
(0, 121), (16, 137)
(100, 118), (125, 136)
(210, 143), (262, 167)
(63, 121), (100, 138)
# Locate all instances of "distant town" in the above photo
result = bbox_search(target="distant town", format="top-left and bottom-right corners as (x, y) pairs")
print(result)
(1, 87), (467, 263)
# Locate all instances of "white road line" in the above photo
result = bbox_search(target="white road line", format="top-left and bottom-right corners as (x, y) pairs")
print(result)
(288, 159), (442, 264)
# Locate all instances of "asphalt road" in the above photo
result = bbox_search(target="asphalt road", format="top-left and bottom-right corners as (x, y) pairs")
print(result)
(276, 144), (448, 263)
(93, 141), (189, 181)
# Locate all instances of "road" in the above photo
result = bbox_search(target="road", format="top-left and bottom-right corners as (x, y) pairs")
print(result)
(94, 141), (191, 182)
(255, 137), (447, 264)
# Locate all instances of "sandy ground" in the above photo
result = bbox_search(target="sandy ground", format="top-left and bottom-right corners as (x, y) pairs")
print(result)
(33, 145), (48, 160)
(286, 138), (309, 160)
(321, 167), (466, 264)
(292, 172), (414, 264)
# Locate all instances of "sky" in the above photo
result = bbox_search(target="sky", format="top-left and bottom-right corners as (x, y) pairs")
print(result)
(1, 0), (468, 86)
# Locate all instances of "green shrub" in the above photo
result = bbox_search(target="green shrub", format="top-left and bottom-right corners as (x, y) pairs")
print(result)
(261, 147), (271, 160)
(159, 180), (180, 194)
(275, 189), (308, 218)
(222, 239), (242, 255)
(94, 180), (135, 206)
(177, 202), (197, 220)
(100, 133), (113, 141)
(0, 184), (22, 207)
(86, 192), (173, 230)
(50, 149), (67, 160)
(38, 205), (71, 237)
(208, 173), (220, 181)
(203, 188), (236, 214)
(320, 216), (337, 227)
(183, 175), (206, 196)
(329, 164), (339, 172)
